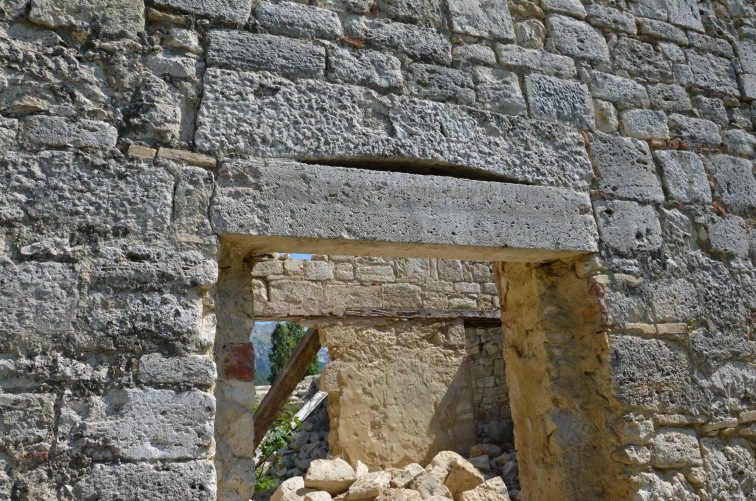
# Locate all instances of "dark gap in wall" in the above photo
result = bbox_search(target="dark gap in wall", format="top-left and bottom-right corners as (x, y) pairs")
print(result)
(297, 156), (528, 185)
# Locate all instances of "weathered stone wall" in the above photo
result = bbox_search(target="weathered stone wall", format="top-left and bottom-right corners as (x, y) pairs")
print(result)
(1, 0), (754, 498)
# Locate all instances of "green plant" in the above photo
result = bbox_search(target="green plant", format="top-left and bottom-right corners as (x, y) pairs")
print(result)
(268, 322), (320, 384)
(254, 402), (303, 491)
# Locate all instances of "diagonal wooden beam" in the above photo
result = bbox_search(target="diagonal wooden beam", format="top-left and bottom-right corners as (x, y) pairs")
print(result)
(253, 327), (321, 450)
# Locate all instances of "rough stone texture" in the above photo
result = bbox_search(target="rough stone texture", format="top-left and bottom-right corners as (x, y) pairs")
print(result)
(153, 0), (252, 24)
(327, 47), (402, 91)
(447, 0), (515, 41)
(211, 160), (598, 261)
(407, 64), (476, 106)
(620, 110), (670, 140)
(459, 477), (510, 501)
(525, 74), (595, 130)
(588, 133), (664, 203)
(547, 15), (610, 62)
(196, 69), (594, 189)
(668, 113), (721, 147)
(613, 37), (673, 82)
(495, 45), (577, 78)
(138, 353), (216, 385)
(472, 67), (527, 116)
(255, 1), (342, 40)
(304, 459), (356, 494)
(654, 150), (712, 204)
(345, 17), (452, 65)
(706, 154), (756, 215)
(29, 0), (144, 38)
(74, 461), (217, 500)
(19, 116), (118, 149)
(594, 200), (663, 254)
(588, 71), (650, 108)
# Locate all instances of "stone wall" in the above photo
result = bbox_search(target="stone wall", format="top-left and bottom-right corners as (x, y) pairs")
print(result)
(0, 0), (754, 498)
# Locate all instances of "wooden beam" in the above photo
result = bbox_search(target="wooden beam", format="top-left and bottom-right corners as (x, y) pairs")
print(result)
(253, 327), (321, 450)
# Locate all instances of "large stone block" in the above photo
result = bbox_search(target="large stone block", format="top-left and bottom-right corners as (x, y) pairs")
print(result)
(472, 67), (527, 116)
(525, 74), (595, 130)
(589, 133), (664, 203)
(652, 428), (703, 468)
(668, 113), (721, 147)
(211, 159), (599, 261)
(0, 262), (78, 353)
(613, 37), (673, 82)
(686, 50), (740, 97)
(547, 14), (610, 62)
(495, 45), (577, 78)
(407, 64), (475, 105)
(29, 0), (144, 38)
(207, 30), (325, 78)
(327, 47), (402, 91)
(71, 388), (214, 460)
(594, 200), (662, 254)
(655, 150), (711, 204)
(447, 0), (515, 41)
(153, 0), (252, 24)
(196, 69), (594, 189)
(0, 393), (56, 452)
(0, 151), (173, 239)
(701, 437), (756, 499)
(254, 1), (341, 40)
(588, 71), (649, 108)
(345, 17), (452, 65)
(706, 154), (756, 216)
(74, 460), (216, 501)
(138, 353), (216, 385)
(19, 116), (117, 149)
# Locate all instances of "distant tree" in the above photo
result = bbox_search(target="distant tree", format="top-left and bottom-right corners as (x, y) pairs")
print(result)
(267, 322), (320, 384)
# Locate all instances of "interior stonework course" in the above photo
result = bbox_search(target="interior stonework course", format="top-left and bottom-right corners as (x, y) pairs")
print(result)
(0, 0), (755, 498)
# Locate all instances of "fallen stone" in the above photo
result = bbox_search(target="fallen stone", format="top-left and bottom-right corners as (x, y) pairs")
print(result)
(306, 492), (334, 501)
(444, 458), (485, 499)
(376, 489), (422, 501)
(467, 456), (491, 472)
(391, 463), (425, 488)
(273, 477), (307, 501)
(347, 471), (391, 499)
(469, 444), (502, 458)
(459, 477), (510, 501)
(304, 459), (357, 495)
(410, 472), (453, 499)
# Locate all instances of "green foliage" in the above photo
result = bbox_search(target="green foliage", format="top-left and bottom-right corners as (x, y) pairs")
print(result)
(254, 402), (302, 492)
(267, 322), (320, 384)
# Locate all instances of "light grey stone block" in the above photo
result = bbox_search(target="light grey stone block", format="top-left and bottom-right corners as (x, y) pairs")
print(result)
(0, 262), (78, 352)
(620, 109), (670, 139)
(593, 99), (618, 133)
(691, 96), (728, 127)
(74, 461), (216, 501)
(739, 73), (756, 100)
(138, 354), (217, 385)
(453, 44), (497, 66)
(74, 388), (215, 460)
(647, 84), (691, 112)
(494, 44), (577, 78)
(594, 200), (663, 254)
(658, 41), (686, 62)
(0, 117), (17, 152)
(585, 5), (636, 34)
(211, 159), (599, 261)
(613, 37), (673, 83)
(707, 215), (750, 257)
(589, 133), (664, 203)
(667, 0), (703, 31)
(654, 150), (711, 204)
(447, 0), (515, 41)
(373, 0), (443, 26)
(701, 438), (756, 499)
(0, 393), (55, 450)
(688, 32), (733, 58)
(29, 0), (144, 37)
(525, 73), (595, 130)
(472, 67), (526, 116)
(196, 69), (594, 188)
(207, 30), (325, 78)
(255, 1), (342, 40)
(547, 14), (610, 62)
(652, 429), (703, 468)
(735, 42), (756, 74)
(668, 113), (721, 147)
(541, 0), (586, 18)
(19, 116), (117, 149)
(147, 53), (197, 78)
(327, 47), (402, 91)
(345, 17), (452, 65)
(407, 64), (476, 105)
(650, 278), (700, 321)
(153, 0), (252, 24)
(637, 17), (687, 44)
(589, 71), (650, 108)
(706, 154), (756, 216)
(0, 151), (173, 236)
(628, 0), (667, 22)
(686, 50), (740, 97)
(722, 129), (756, 158)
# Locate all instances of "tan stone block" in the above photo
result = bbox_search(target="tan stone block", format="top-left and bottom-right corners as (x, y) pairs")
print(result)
(653, 414), (706, 427)
(304, 459), (356, 495)
(444, 457), (484, 499)
(611, 445), (651, 465)
(382, 283), (423, 308)
(409, 472), (452, 499)
(346, 470), (390, 499)
(459, 477), (510, 501)
(624, 323), (657, 335)
(252, 260), (284, 277)
(127, 144), (156, 160)
(738, 410), (756, 424)
(305, 261), (334, 281)
(269, 280), (322, 305)
(334, 262), (354, 281)
(655, 323), (687, 335)
(390, 463), (424, 488)
(324, 285), (381, 309)
(376, 489), (422, 501)
(454, 282), (481, 293)
(652, 428), (703, 468)
(305, 492), (333, 501)
(354, 264), (395, 282)
(284, 259), (304, 276)
(157, 147), (217, 168)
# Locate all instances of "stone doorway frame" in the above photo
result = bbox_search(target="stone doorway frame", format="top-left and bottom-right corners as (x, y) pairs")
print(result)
(211, 159), (624, 501)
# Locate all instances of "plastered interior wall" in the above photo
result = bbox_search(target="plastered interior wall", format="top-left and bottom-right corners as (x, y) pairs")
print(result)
(0, 0), (754, 499)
